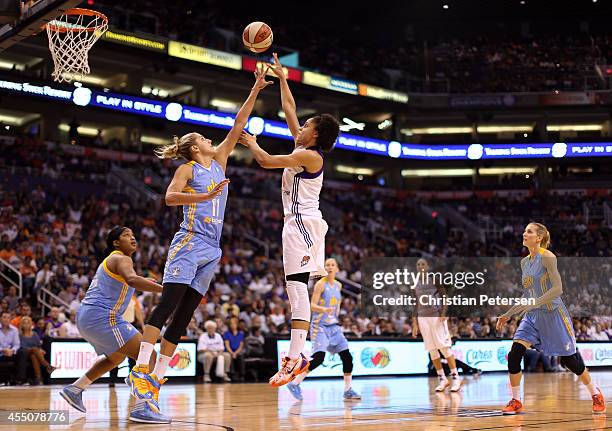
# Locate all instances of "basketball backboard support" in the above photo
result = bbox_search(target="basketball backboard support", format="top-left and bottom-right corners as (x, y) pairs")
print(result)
(0, 0), (81, 52)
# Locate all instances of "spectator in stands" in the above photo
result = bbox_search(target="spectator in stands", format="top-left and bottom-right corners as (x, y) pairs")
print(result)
(71, 267), (89, 291)
(34, 263), (54, 293)
(61, 312), (81, 338)
(591, 324), (609, 341)
(69, 290), (85, 316)
(33, 318), (48, 340)
(10, 304), (32, 328)
(223, 317), (245, 382)
(19, 256), (37, 296)
(197, 320), (231, 383)
(58, 278), (78, 306)
(0, 311), (26, 385)
(221, 295), (240, 318)
(18, 316), (55, 385)
(4, 286), (19, 311)
(45, 307), (65, 338)
(269, 307), (286, 328)
(244, 327), (265, 359)
(185, 317), (202, 339)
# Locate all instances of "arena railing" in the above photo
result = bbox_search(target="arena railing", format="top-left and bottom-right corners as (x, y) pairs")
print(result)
(37, 286), (71, 317)
(0, 258), (22, 298)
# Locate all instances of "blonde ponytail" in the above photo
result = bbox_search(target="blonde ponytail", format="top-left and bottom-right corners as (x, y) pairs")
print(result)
(531, 222), (551, 249)
(155, 133), (199, 160)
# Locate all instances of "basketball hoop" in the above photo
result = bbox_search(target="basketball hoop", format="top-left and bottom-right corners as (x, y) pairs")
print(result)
(45, 8), (108, 83)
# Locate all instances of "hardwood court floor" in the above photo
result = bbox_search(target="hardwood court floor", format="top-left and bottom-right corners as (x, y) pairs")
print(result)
(0, 371), (609, 430)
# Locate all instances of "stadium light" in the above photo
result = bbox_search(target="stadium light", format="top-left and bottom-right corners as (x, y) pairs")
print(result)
(58, 124), (100, 136)
(378, 119), (393, 130)
(546, 124), (603, 132)
(479, 167), (536, 175)
(340, 117), (365, 132)
(336, 165), (374, 175)
(407, 127), (473, 135)
(476, 125), (533, 133)
(210, 98), (240, 113)
(141, 135), (169, 145)
(402, 169), (474, 177)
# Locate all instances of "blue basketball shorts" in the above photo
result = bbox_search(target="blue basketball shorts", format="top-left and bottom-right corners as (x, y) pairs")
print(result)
(77, 304), (139, 356)
(310, 323), (349, 354)
(514, 305), (576, 356)
(163, 230), (222, 295)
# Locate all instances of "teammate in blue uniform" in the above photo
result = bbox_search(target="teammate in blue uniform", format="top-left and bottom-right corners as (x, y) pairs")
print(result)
(287, 258), (361, 400)
(497, 222), (606, 415)
(59, 226), (163, 421)
(128, 65), (273, 422)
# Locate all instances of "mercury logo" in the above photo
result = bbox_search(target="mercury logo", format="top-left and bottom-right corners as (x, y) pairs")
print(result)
(248, 117), (265, 135)
(467, 144), (484, 160)
(551, 142), (567, 158)
(165, 103), (183, 122)
(387, 141), (402, 158)
(72, 87), (92, 106)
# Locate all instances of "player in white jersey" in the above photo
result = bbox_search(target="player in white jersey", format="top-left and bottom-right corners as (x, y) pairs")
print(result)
(239, 53), (340, 387)
(412, 258), (462, 392)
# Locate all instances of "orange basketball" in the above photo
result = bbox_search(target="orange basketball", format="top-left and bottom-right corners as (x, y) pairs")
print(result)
(242, 21), (273, 53)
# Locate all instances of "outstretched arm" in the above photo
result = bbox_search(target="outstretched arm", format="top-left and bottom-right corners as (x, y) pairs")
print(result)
(269, 53), (300, 141)
(113, 255), (163, 293)
(238, 131), (322, 171)
(214, 64), (273, 171)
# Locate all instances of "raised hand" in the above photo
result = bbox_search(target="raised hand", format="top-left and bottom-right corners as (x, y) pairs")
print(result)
(268, 52), (286, 80)
(238, 131), (258, 148)
(200, 179), (230, 201)
(495, 315), (509, 332)
(252, 62), (274, 91)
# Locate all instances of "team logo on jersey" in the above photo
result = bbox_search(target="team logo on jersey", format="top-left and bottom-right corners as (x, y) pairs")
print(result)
(300, 256), (310, 267)
(187, 242), (194, 251)
(172, 266), (181, 276)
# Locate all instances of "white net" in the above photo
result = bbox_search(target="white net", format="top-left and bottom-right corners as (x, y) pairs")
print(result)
(46, 9), (108, 83)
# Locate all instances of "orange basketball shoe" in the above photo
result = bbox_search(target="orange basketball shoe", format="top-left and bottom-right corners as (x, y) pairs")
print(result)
(502, 398), (524, 415)
(269, 354), (309, 387)
(592, 388), (606, 414)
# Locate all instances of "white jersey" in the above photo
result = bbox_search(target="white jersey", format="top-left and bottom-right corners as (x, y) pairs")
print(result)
(281, 149), (324, 219)
(281, 148), (327, 277)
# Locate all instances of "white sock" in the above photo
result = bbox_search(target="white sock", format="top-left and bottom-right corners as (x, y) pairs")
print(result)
(74, 375), (92, 390)
(292, 372), (307, 385)
(450, 368), (459, 378)
(512, 386), (521, 400)
(288, 329), (307, 359)
(436, 368), (445, 378)
(344, 374), (352, 391)
(136, 342), (155, 368)
(153, 354), (172, 379)
(585, 381), (598, 396)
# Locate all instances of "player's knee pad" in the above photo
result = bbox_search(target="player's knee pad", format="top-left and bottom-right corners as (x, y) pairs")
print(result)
(339, 349), (353, 374)
(309, 351), (325, 371)
(161, 287), (202, 345)
(429, 349), (441, 360)
(147, 282), (189, 329)
(286, 280), (310, 322)
(560, 353), (585, 376)
(508, 342), (527, 374)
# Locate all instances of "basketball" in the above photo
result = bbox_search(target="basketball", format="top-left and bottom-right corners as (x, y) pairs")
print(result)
(242, 21), (273, 53)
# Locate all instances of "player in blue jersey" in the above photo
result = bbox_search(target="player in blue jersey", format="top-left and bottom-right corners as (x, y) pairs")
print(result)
(496, 222), (606, 415)
(59, 226), (164, 421)
(286, 258), (361, 401)
(127, 65), (273, 421)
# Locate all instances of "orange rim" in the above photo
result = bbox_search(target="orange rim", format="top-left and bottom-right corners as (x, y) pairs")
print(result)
(45, 8), (108, 33)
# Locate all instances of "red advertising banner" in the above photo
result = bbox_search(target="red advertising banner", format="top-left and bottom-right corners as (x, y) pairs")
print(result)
(242, 57), (302, 82)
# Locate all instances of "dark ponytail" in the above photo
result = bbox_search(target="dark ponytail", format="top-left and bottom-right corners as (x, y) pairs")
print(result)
(104, 226), (128, 256)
